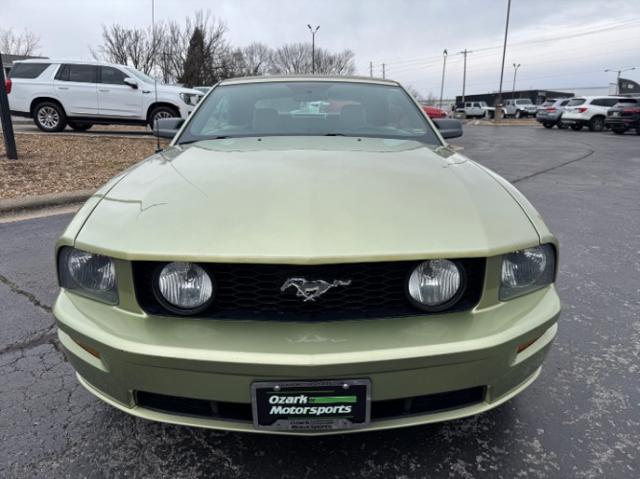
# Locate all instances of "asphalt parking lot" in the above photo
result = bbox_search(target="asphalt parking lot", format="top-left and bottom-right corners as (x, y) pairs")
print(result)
(1, 125), (638, 478)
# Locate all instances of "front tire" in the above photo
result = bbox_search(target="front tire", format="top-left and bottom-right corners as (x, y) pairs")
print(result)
(557, 122), (568, 130)
(542, 122), (554, 129)
(570, 124), (583, 131)
(612, 127), (625, 135)
(68, 122), (93, 132)
(148, 105), (180, 129)
(588, 116), (605, 132)
(33, 102), (67, 132)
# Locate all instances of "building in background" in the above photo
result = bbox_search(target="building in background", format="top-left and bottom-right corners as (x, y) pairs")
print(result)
(455, 89), (574, 107)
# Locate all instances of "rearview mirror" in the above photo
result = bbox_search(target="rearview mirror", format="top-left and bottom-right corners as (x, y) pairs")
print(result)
(433, 118), (463, 139)
(153, 118), (185, 139)
(123, 77), (138, 89)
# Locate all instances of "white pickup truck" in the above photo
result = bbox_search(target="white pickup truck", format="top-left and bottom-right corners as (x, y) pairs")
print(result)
(456, 101), (506, 119)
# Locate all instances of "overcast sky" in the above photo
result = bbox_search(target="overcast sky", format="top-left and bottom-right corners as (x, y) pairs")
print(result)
(4, 0), (639, 97)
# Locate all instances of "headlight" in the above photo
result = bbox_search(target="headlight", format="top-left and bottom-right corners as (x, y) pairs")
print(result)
(155, 262), (214, 314)
(500, 244), (555, 300)
(58, 247), (118, 304)
(407, 259), (464, 311)
(179, 93), (199, 106)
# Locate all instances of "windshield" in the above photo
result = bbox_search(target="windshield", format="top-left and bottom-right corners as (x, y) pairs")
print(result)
(124, 67), (155, 84)
(177, 81), (440, 145)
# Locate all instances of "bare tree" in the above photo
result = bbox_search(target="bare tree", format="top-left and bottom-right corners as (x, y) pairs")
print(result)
(270, 43), (310, 74)
(315, 48), (355, 75)
(0, 27), (41, 56)
(270, 43), (355, 75)
(405, 85), (424, 101)
(241, 42), (272, 76)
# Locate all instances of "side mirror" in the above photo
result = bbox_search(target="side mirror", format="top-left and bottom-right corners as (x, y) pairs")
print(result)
(153, 118), (185, 139)
(433, 118), (463, 139)
(123, 77), (138, 89)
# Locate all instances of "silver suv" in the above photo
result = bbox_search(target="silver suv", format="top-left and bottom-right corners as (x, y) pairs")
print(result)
(536, 98), (571, 129)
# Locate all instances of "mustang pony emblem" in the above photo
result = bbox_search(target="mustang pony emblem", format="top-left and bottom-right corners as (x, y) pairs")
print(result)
(280, 278), (352, 302)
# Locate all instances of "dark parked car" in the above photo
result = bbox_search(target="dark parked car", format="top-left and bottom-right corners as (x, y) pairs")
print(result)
(605, 98), (640, 135)
(536, 98), (571, 129)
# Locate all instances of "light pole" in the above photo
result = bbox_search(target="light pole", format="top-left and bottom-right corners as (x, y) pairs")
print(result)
(604, 67), (636, 94)
(495, 0), (512, 120)
(439, 49), (448, 109)
(307, 24), (320, 74)
(458, 49), (472, 105)
(512, 63), (521, 98)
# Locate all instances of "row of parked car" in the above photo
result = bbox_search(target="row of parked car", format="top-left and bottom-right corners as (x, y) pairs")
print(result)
(536, 96), (640, 135)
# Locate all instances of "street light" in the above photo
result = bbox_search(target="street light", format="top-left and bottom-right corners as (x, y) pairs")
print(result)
(495, 0), (512, 120)
(512, 63), (521, 98)
(307, 24), (320, 74)
(604, 67), (637, 94)
(439, 49), (448, 109)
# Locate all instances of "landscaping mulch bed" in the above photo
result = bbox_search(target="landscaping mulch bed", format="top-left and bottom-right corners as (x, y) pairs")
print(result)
(0, 133), (167, 200)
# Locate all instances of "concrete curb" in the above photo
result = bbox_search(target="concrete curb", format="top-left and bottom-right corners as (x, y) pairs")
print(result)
(0, 189), (94, 214)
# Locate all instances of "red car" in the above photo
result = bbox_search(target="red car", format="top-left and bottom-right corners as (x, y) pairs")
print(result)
(421, 104), (448, 119)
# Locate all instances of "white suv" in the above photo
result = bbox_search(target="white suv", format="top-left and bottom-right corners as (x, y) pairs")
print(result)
(559, 96), (625, 132)
(6, 59), (203, 132)
(504, 98), (538, 118)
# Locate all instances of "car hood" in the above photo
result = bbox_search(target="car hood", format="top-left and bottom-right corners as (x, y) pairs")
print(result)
(75, 137), (540, 263)
(148, 83), (201, 96)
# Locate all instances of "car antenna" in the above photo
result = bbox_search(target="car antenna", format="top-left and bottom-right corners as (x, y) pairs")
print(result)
(152, 0), (162, 153)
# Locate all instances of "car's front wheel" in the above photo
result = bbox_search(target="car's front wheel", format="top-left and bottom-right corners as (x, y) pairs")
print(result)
(557, 122), (568, 130)
(33, 102), (67, 132)
(611, 127), (626, 135)
(542, 122), (554, 129)
(148, 105), (179, 129)
(570, 124), (583, 131)
(68, 122), (93, 132)
(588, 116), (605, 132)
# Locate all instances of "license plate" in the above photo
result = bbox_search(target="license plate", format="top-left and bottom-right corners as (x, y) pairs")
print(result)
(613, 112), (620, 116)
(252, 379), (371, 431)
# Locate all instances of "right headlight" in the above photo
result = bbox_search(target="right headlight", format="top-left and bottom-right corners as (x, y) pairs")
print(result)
(500, 244), (555, 300)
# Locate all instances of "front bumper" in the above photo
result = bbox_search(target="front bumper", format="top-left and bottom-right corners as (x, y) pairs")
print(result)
(54, 279), (560, 435)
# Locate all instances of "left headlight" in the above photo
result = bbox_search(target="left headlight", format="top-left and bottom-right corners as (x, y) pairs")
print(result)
(58, 247), (118, 304)
(500, 244), (555, 300)
(179, 93), (200, 106)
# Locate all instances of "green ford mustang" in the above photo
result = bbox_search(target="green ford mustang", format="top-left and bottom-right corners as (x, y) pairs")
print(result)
(54, 76), (560, 434)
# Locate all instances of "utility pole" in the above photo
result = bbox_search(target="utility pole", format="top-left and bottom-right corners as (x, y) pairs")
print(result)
(604, 67), (636, 94)
(382, 63), (386, 79)
(0, 51), (18, 160)
(458, 49), (472, 104)
(438, 49), (448, 109)
(495, 0), (512, 120)
(307, 24), (320, 74)
(512, 63), (521, 98)
(369, 61), (373, 78)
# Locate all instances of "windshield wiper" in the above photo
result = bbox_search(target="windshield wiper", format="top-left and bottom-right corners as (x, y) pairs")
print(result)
(179, 136), (231, 145)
